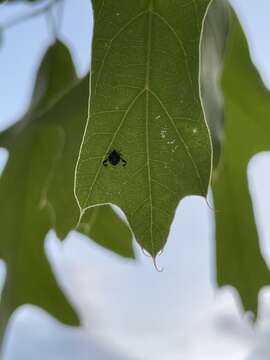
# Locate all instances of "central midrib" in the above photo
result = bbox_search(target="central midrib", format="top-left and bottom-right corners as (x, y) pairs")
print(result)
(145, 0), (154, 254)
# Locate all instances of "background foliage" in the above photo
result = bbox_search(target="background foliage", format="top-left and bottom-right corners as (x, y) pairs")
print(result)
(1, 0), (270, 349)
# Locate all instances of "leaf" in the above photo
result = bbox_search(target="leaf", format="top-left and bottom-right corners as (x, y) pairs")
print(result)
(0, 124), (79, 338)
(213, 10), (270, 315)
(30, 40), (78, 114)
(0, 41), (77, 149)
(78, 205), (133, 255)
(75, 0), (212, 257)
(0, 41), (133, 339)
(0, 42), (80, 339)
(0, 41), (134, 257)
(44, 75), (134, 258)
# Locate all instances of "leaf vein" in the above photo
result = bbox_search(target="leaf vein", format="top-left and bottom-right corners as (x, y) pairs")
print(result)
(149, 88), (206, 194)
(82, 89), (144, 207)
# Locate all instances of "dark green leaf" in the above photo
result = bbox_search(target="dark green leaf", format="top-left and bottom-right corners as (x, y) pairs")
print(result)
(0, 41), (134, 257)
(44, 75), (134, 258)
(0, 41), (133, 339)
(0, 41), (80, 339)
(0, 124), (79, 338)
(75, 0), (212, 257)
(78, 205), (133, 256)
(213, 10), (270, 315)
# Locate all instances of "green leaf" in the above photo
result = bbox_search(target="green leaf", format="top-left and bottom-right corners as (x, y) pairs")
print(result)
(0, 124), (79, 338)
(30, 40), (78, 114)
(75, 0), (212, 257)
(78, 205), (133, 256)
(0, 41), (134, 257)
(0, 41), (77, 149)
(44, 76), (134, 258)
(213, 10), (270, 315)
(0, 42), (80, 338)
(0, 41), (133, 339)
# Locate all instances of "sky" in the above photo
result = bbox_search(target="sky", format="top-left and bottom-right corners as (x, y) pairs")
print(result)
(1, 1), (270, 359)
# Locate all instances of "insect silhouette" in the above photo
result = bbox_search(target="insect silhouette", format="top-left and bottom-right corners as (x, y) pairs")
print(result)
(103, 149), (127, 167)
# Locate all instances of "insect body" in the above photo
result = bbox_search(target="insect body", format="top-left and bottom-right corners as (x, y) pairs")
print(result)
(103, 149), (127, 167)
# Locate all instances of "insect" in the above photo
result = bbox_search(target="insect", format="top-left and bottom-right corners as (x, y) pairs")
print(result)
(103, 149), (127, 167)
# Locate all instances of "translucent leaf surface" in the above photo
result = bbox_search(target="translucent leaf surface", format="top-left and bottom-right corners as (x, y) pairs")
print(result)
(75, 0), (213, 257)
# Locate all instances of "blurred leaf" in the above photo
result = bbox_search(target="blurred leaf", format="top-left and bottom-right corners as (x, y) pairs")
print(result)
(200, 0), (229, 168)
(0, 41), (80, 339)
(213, 10), (270, 315)
(75, 0), (212, 257)
(78, 205), (132, 255)
(0, 41), (77, 148)
(30, 39), (77, 113)
(0, 125), (78, 338)
(0, 41), (133, 339)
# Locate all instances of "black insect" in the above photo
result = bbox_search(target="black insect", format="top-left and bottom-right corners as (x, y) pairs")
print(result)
(103, 149), (127, 167)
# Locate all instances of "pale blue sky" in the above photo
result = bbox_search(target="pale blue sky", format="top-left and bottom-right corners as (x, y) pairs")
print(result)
(1, 1), (270, 359)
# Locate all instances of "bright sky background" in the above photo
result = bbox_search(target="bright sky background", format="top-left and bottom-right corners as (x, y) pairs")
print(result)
(1, 1), (270, 359)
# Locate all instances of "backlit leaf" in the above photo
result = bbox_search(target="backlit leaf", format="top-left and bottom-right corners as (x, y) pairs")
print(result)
(213, 10), (270, 315)
(75, 0), (213, 257)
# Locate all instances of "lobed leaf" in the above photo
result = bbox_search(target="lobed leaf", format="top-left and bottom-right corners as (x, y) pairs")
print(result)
(75, 0), (213, 257)
(213, 10), (270, 315)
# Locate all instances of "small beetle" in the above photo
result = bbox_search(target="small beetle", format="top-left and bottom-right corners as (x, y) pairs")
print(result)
(103, 149), (127, 167)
